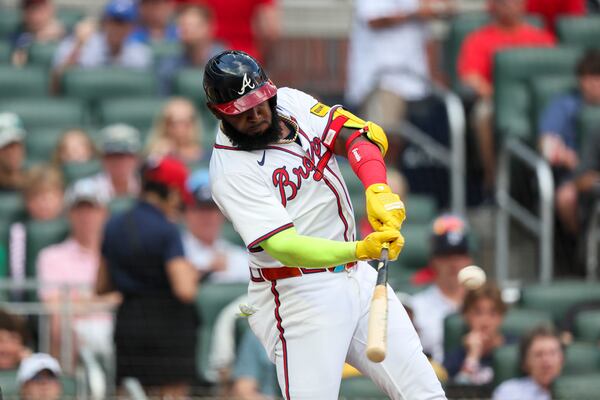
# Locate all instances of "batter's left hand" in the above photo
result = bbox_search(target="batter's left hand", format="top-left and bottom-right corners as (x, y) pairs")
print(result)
(365, 183), (406, 231)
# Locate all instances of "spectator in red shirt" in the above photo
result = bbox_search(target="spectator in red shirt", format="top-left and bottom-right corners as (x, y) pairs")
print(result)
(526, 0), (586, 34)
(457, 0), (555, 190)
(174, 0), (280, 63)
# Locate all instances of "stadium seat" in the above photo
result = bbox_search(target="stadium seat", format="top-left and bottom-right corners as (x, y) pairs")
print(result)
(556, 16), (600, 49)
(493, 47), (582, 143)
(25, 218), (69, 277)
(56, 8), (84, 33)
(0, 98), (85, 130)
(492, 344), (519, 386)
(387, 262), (420, 293)
(0, 41), (10, 63)
(96, 97), (165, 140)
(443, 13), (542, 91)
(108, 196), (136, 215)
(405, 194), (437, 224)
(520, 280), (600, 324)
(575, 310), (600, 343)
(195, 282), (248, 382)
(529, 75), (577, 132)
(61, 160), (102, 185)
(0, 192), (26, 223)
(577, 105), (600, 143)
(396, 223), (430, 270)
(554, 373), (600, 400)
(444, 308), (553, 357)
(25, 127), (65, 164)
(151, 41), (182, 62)
(27, 41), (60, 69)
(0, 10), (19, 39)
(0, 65), (49, 98)
(339, 376), (387, 399)
(221, 220), (245, 248)
(62, 68), (156, 104)
(173, 68), (219, 138)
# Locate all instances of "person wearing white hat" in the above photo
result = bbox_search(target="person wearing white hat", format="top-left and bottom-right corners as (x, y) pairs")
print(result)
(0, 112), (27, 191)
(18, 353), (62, 400)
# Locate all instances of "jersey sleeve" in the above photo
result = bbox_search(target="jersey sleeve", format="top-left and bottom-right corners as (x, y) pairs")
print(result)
(211, 171), (293, 251)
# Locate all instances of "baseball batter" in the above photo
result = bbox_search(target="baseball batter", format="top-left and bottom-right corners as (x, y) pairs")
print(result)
(205, 50), (446, 399)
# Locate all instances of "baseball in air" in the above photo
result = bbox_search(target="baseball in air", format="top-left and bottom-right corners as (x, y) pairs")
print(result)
(458, 265), (487, 289)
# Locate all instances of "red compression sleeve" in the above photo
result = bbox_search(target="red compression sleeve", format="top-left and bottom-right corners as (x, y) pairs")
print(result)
(346, 137), (387, 188)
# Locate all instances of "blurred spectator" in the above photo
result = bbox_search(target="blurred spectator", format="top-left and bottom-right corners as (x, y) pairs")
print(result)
(231, 330), (279, 400)
(444, 283), (512, 385)
(52, 129), (98, 167)
(156, 5), (225, 95)
(96, 124), (141, 199)
(183, 169), (248, 283)
(411, 214), (473, 362)
(9, 166), (64, 296)
(146, 98), (206, 165)
(130, 0), (178, 44)
(10, 0), (66, 67)
(0, 309), (31, 370)
(538, 49), (600, 234)
(96, 157), (198, 396)
(525, 0), (586, 34)
(573, 129), (600, 234)
(51, 0), (151, 92)
(492, 325), (564, 400)
(22, 165), (65, 222)
(178, 0), (280, 63)
(346, 0), (453, 127)
(458, 0), (555, 189)
(36, 178), (118, 361)
(18, 353), (62, 400)
(0, 113), (27, 192)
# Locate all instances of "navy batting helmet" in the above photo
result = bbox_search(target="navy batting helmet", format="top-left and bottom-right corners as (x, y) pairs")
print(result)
(203, 50), (277, 115)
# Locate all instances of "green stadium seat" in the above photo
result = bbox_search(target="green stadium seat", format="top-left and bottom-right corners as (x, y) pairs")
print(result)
(25, 218), (69, 277)
(173, 68), (219, 140)
(0, 192), (26, 223)
(0, 65), (49, 98)
(61, 160), (102, 185)
(556, 16), (600, 49)
(405, 193), (437, 224)
(108, 196), (136, 215)
(0, 10), (19, 39)
(151, 41), (182, 62)
(27, 41), (60, 69)
(387, 262), (419, 293)
(444, 308), (554, 357)
(494, 47), (582, 143)
(530, 75), (577, 132)
(577, 105), (600, 142)
(25, 127), (65, 164)
(396, 223), (429, 270)
(492, 344), (519, 386)
(0, 98), (85, 130)
(554, 373), (600, 400)
(221, 220), (245, 248)
(575, 310), (600, 343)
(62, 68), (156, 104)
(56, 9), (84, 33)
(195, 282), (248, 381)
(0, 41), (10, 63)
(339, 376), (387, 399)
(96, 97), (165, 141)
(520, 280), (600, 324)
(444, 13), (543, 91)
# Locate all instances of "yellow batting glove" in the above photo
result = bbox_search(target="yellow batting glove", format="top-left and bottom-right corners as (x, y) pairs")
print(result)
(356, 230), (405, 261)
(365, 183), (406, 232)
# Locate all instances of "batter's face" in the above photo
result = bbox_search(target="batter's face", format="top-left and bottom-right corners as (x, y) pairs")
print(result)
(217, 99), (282, 150)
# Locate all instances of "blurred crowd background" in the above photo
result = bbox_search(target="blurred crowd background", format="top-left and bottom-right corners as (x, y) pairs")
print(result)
(1, 0), (600, 399)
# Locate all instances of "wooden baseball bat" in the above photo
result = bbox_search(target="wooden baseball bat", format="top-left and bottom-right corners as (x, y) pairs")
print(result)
(366, 246), (389, 363)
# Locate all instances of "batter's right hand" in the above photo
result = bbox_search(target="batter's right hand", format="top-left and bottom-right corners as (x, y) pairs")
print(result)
(356, 230), (404, 261)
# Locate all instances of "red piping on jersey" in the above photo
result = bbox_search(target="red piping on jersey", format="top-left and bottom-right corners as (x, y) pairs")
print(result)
(271, 281), (291, 400)
(247, 222), (294, 251)
(213, 143), (241, 151)
(267, 144), (350, 242)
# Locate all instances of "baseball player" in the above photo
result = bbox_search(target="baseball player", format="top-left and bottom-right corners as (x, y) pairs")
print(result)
(205, 50), (446, 399)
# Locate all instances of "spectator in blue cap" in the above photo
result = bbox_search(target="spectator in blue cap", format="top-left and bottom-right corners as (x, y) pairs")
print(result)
(182, 169), (248, 283)
(51, 0), (151, 92)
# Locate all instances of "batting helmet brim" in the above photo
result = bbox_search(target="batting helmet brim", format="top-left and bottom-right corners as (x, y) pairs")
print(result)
(212, 81), (277, 115)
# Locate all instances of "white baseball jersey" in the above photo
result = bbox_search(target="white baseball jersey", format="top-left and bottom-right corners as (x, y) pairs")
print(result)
(210, 87), (356, 269)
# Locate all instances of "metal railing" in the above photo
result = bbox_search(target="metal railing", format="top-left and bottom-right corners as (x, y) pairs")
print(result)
(495, 139), (555, 284)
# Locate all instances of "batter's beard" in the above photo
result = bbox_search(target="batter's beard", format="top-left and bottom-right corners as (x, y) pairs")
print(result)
(221, 98), (282, 151)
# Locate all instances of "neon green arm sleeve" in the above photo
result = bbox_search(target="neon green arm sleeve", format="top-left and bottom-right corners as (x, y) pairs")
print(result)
(260, 227), (358, 268)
